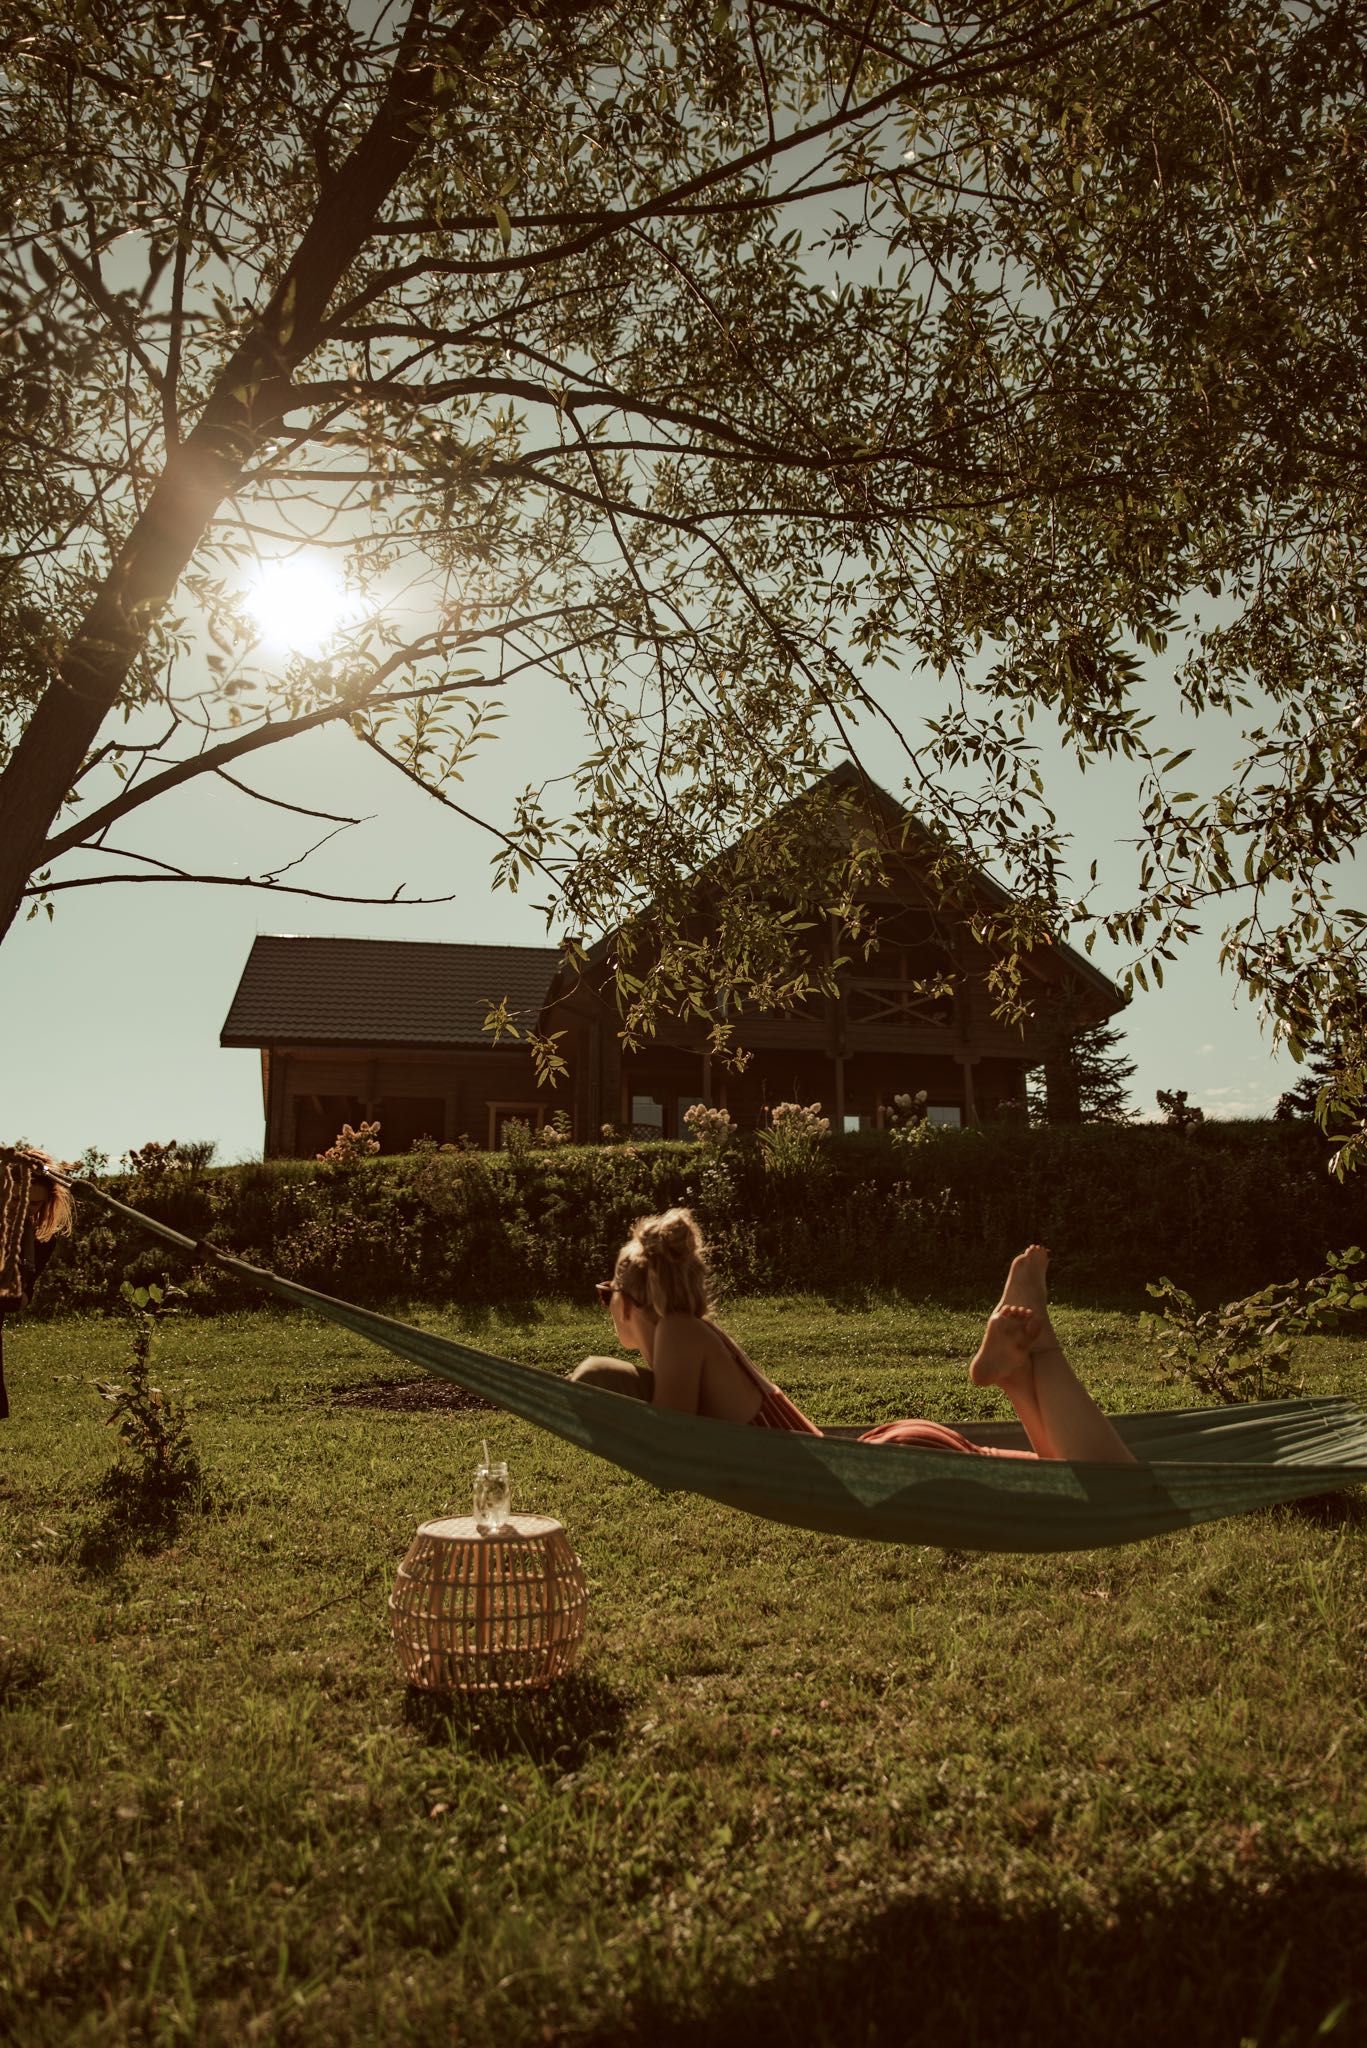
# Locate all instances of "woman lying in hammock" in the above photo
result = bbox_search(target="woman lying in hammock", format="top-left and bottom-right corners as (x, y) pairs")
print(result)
(570, 1207), (1135, 1464)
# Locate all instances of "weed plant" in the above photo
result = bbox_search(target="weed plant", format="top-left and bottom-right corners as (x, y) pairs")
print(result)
(1143, 1247), (1367, 1404)
(78, 1283), (211, 1571)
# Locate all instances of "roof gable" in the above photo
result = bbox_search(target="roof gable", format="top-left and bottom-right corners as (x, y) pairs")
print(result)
(576, 760), (1124, 1013)
(220, 936), (561, 1049)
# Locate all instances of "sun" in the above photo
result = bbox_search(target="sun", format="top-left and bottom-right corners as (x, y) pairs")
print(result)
(242, 554), (370, 657)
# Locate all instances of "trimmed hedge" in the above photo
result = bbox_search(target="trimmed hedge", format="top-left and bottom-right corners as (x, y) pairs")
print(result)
(32, 1122), (1367, 1316)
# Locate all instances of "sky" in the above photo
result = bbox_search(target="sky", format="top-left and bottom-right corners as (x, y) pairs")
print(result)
(0, 620), (1318, 1169)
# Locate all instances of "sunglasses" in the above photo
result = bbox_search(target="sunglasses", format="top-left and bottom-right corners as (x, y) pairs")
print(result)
(594, 1280), (615, 1308)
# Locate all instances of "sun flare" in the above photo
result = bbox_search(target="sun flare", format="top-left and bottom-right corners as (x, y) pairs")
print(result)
(242, 555), (370, 657)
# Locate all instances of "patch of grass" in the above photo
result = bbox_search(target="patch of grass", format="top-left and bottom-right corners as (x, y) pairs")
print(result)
(1, 1296), (1365, 2046)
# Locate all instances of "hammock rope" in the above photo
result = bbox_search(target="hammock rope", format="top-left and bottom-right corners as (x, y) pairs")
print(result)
(58, 1175), (1367, 1555)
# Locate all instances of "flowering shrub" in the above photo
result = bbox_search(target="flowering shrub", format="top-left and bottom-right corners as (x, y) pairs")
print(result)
(124, 1138), (216, 1189)
(500, 1117), (535, 1158)
(683, 1103), (735, 1149)
(30, 1122), (1367, 1319)
(118, 1138), (218, 1237)
(759, 1101), (830, 1173)
(317, 1120), (381, 1166)
(888, 1090), (931, 1151)
(538, 1110), (574, 1148)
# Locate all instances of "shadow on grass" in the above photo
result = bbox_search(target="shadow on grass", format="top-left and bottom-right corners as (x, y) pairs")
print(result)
(1273, 1486), (1367, 1529)
(619, 1867), (1362, 2048)
(401, 1665), (633, 1769)
(71, 1467), (217, 1575)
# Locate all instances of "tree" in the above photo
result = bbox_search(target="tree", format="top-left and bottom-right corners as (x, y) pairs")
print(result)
(1155, 1089), (1204, 1131)
(1275, 1038), (1356, 1131)
(1028, 1020), (1136, 1126)
(1, 1), (1364, 1158)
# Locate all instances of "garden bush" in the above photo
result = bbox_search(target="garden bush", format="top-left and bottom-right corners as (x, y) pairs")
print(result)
(30, 1121), (1367, 1316)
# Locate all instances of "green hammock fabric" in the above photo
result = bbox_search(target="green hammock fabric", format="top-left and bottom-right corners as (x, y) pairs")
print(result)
(69, 1179), (1367, 1555)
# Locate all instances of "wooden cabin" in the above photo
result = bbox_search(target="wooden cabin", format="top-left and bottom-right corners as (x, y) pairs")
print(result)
(221, 768), (1125, 1156)
(220, 937), (563, 1158)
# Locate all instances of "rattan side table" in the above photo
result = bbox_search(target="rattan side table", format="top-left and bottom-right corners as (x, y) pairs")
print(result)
(389, 1515), (589, 1694)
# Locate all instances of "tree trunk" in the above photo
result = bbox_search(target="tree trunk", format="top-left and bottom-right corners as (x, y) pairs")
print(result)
(1044, 1053), (1082, 1124)
(0, 0), (521, 947)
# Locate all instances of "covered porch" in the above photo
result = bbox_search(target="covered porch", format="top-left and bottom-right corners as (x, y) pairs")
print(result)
(617, 1046), (1031, 1137)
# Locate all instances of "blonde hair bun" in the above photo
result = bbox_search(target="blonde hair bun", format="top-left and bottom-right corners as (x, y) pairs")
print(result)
(635, 1207), (704, 1264)
(614, 1206), (711, 1318)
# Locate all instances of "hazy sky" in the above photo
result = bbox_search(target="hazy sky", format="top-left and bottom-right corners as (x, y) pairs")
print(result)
(1, 624), (1319, 1167)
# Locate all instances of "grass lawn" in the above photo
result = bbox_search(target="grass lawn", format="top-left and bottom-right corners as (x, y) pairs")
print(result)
(2, 1293), (1366, 2047)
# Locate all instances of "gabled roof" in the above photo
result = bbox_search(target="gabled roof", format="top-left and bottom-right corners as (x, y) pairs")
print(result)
(220, 935), (561, 1049)
(573, 760), (1125, 1013)
(820, 764), (1125, 1011)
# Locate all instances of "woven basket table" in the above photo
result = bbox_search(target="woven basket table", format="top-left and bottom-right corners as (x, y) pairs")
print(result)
(390, 1516), (589, 1694)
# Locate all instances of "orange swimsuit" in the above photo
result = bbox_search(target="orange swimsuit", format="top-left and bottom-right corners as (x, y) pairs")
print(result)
(710, 1324), (1038, 1460)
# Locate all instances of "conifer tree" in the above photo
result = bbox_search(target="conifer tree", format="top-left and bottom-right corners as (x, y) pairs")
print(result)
(1029, 1021), (1137, 1126)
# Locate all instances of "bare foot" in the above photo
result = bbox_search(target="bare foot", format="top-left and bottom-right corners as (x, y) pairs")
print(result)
(969, 1304), (1043, 1388)
(998, 1245), (1062, 1353)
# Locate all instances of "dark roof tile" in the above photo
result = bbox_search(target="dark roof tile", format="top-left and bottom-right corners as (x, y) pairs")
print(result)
(220, 936), (560, 1048)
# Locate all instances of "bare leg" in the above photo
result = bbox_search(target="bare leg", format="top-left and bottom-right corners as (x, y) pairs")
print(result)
(989, 1250), (1058, 1457)
(973, 1248), (1136, 1465)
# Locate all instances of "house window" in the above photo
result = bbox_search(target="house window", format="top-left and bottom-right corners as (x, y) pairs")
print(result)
(629, 1093), (665, 1138)
(927, 1104), (962, 1128)
(488, 1102), (547, 1149)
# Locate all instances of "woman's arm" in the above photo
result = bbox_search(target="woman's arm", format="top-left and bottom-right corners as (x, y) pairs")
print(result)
(649, 1316), (706, 1414)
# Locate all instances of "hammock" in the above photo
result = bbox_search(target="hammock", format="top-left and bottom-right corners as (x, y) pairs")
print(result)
(61, 1177), (1367, 1555)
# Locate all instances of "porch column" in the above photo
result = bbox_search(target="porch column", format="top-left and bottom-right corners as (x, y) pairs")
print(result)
(702, 1049), (712, 1107)
(582, 1021), (602, 1138)
(265, 1048), (285, 1158)
(833, 1053), (846, 1129)
(957, 1053), (978, 1126)
(597, 1014), (624, 1136)
(280, 1053), (297, 1155)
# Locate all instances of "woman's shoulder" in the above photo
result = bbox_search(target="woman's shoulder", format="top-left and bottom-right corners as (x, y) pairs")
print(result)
(655, 1308), (711, 1338)
(657, 1311), (736, 1352)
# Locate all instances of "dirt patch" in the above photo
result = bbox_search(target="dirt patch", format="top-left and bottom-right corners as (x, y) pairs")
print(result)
(327, 1377), (497, 1414)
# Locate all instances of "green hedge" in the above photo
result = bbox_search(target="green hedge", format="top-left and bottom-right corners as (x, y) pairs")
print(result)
(31, 1122), (1367, 1316)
